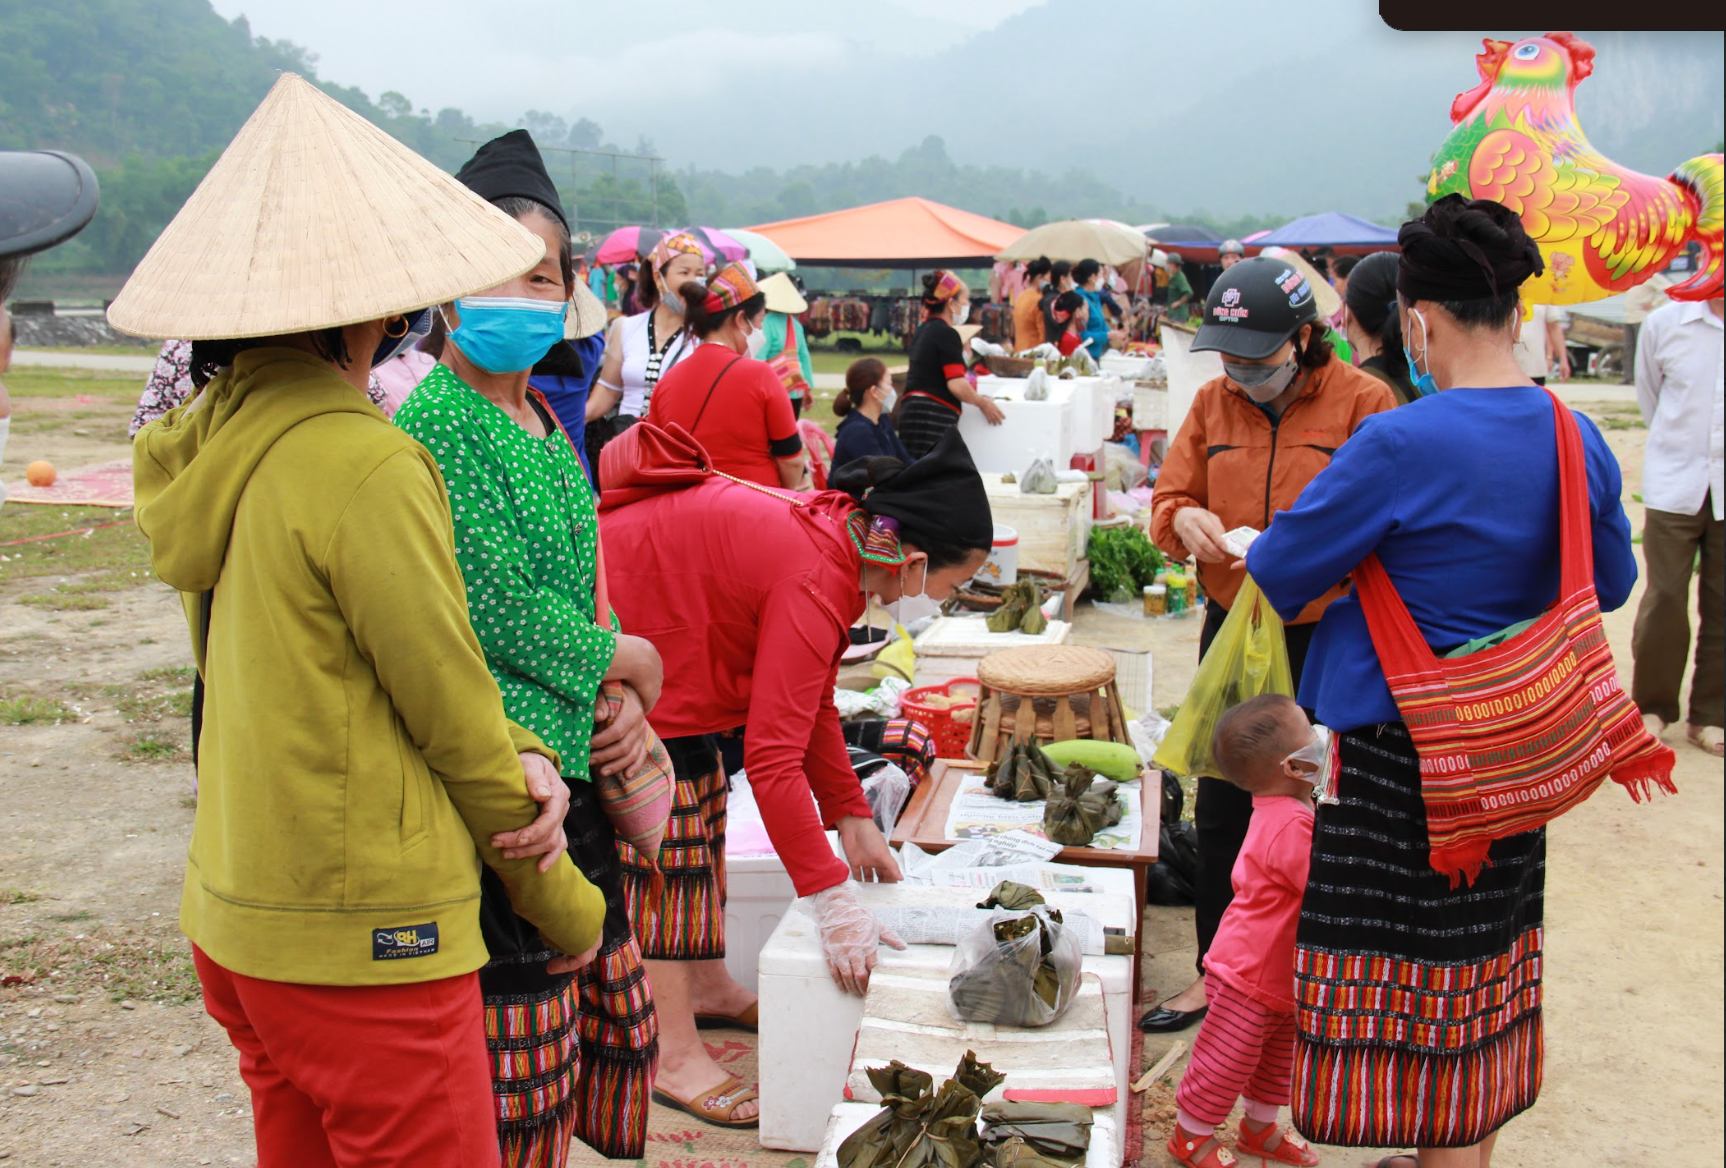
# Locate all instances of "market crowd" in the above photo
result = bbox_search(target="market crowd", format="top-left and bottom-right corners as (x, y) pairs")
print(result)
(0, 62), (1705, 1168)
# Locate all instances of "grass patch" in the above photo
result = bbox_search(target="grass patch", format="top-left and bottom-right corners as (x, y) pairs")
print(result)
(121, 731), (188, 763)
(139, 665), (195, 685)
(0, 367), (143, 401)
(0, 505), (152, 585)
(1596, 414), (1646, 430)
(0, 928), (200, 1004)
(48, 909), (94, 923)
(118, 690), (193, 721)
(2, 888), (43, 905)
(19, 589), (111, 611)
(0, 694), (75, 725)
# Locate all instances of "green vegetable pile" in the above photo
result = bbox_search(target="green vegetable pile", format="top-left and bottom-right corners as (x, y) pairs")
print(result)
(1086, 526), (1165, 603)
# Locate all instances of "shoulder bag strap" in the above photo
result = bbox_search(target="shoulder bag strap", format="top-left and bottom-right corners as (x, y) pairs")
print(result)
(689, 355), (745, 434)
(1546, 389), (1594, 596)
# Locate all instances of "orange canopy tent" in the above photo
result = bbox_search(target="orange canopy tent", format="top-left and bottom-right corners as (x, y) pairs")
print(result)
(747, 197), (1026, 268)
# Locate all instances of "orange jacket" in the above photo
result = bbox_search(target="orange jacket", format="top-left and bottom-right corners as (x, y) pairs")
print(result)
(1012, 286), (1046, 351)
(1151, 356), (1394, 623)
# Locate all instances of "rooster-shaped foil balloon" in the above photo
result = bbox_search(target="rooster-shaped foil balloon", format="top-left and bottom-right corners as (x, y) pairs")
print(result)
(1427, 31), (1722, 307)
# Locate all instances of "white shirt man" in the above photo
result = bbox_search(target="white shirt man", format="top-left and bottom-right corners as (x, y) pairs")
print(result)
(1512, 303), (1570, 384)
(1631, 295), (1725, 755)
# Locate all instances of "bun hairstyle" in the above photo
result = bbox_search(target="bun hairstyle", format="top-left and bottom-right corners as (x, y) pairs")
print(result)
(1025, 256), (1053, 280)
(1345, 251), (1406, 377)
(828, 457), (981, 571)
(835, 357), (887, 417)
(1397, 195), (1543, 330)
(1071, 258), (1101, 286)
(679, 278), (766, 340)
(1051, 290), (1085, 327)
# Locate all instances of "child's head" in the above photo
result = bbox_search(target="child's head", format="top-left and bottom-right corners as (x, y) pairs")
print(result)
(1212, 694), (1320, 796)
(1052, 290), (1087, 331)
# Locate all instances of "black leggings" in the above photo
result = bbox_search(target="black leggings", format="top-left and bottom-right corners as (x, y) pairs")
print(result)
(1190, 598), (1316, 975)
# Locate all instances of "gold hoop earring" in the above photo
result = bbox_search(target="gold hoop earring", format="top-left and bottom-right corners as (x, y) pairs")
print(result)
(383, 315), (409, 339)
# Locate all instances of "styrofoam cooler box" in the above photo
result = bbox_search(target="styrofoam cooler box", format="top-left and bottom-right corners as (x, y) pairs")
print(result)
(723, 778), (843, 993)
(1132, 383), (1169, 430)
(957, 395), (1074, 476)
(757, 877), (1138, 1153)
(912, 614), (1072, 687)
(1054, 376), (1120, 452)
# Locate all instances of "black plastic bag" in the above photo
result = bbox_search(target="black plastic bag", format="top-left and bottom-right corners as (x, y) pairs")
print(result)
(1159, 769), (1184, 825)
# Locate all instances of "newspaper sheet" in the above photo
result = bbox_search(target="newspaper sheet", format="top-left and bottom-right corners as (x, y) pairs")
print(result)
(871, 904), (1108, 955)
(941, 775), (1143, 851)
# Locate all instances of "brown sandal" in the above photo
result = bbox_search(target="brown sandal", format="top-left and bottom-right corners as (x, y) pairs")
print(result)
(694, 1001), (759, 1031)
(653, 1074), (760, 1128)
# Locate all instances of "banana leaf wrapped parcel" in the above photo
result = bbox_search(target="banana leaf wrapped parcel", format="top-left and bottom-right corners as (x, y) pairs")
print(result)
(1041, 767), (1123, 846)
(981, 1102), (1093, 1163)
(947, 898), (1082, 1027)
(837, 1054), (1005, 1168)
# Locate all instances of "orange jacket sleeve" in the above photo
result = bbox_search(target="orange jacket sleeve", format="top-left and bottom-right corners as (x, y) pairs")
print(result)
(1150, 389), (1212, 563)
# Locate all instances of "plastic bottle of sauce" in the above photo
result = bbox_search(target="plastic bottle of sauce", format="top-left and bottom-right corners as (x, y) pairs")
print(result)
(1144, 584), (1167, 616)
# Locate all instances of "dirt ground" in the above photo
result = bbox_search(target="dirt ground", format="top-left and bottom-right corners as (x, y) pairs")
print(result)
(0, 372), (1720, 1166)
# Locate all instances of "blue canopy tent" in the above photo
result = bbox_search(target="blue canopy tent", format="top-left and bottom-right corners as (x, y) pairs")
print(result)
(1246, 212), (1400, 255)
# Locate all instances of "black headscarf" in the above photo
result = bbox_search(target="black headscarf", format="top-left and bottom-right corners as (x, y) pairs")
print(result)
(454, 129), (567, 230)
(859, 427), (994, 550)
(1397, 194), (1542, 303)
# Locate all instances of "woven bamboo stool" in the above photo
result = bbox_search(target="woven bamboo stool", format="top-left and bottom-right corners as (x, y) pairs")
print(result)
(966, 645), (1131, 764)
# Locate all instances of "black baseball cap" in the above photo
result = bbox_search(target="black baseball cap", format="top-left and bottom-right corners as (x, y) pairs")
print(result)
(0, 151), (99, 261)
(1190, 255), (1318, 360)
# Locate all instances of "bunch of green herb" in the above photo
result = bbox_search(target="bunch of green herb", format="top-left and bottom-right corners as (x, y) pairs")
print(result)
(1086, 526), (1165, 600)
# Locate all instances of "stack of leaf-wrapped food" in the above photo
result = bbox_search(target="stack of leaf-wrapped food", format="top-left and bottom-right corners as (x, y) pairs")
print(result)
(1041, 766), (1123, 847)
(984, 740), (1060, 801)
(837, 1053), (1005, 1168)
(985, 580), (1048, 634)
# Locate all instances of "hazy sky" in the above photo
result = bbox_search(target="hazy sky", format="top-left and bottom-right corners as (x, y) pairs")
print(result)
(207, 2), (1725, 219)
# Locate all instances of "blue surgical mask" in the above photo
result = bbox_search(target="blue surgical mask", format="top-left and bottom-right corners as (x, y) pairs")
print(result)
(1402, 307), (1439, 398)
(371, 307), (433, 368)
(442, 297), (569, 374)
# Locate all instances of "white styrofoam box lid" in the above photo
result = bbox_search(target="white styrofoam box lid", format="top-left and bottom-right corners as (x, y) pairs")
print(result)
(957, 395), (1076, 476)
(848, 970), (1114, 1104)
(815, 1102), (1120, 1168)
(914, 614), (1072, 657)
(761, 880), (1137, 984)
(980, 473), (1089, 505)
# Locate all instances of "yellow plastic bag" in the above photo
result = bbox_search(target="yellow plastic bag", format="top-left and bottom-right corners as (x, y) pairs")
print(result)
(1152, 576), (1294, 780)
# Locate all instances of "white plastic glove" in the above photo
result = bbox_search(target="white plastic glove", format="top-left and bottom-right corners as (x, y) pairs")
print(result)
(811, 881), (906, 995)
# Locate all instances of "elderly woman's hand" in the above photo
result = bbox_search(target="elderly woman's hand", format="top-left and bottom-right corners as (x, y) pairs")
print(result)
(591, 683), (650, 778)
(491, 751), (571, 873)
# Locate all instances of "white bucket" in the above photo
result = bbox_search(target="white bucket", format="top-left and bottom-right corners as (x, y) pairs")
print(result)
(975, 524), (1019, 586)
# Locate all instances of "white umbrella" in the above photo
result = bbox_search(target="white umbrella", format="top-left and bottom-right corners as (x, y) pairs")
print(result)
(724, 227), (796, 271)
(995, 218), (1146, 265)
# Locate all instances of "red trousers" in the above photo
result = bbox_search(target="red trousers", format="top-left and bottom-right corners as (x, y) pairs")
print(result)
(193, 946), (501, 1168)
(1176, 979), (1297, 1128)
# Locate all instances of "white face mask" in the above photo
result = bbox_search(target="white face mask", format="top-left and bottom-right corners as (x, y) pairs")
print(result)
(878, 384), (898, 412)
(883, 558), (942, 625)
(950, 302), (970, 326)
(744, 318), (766, 358)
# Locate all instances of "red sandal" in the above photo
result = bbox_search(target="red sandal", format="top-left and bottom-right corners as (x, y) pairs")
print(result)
(1235, 1119), (1320, 1166)
(1167, 1126), (1239, 1168)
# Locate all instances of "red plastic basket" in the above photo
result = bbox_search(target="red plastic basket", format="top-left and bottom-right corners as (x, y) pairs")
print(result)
(901, 678), (983, 759)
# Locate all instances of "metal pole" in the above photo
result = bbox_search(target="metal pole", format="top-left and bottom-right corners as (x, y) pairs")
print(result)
(650, 159), (659, 229)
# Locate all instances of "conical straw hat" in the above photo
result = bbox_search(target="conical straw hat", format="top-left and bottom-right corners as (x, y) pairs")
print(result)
(108, 74), (544, 340)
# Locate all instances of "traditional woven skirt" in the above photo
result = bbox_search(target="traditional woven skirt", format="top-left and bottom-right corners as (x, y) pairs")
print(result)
(621, 734), (727, 960)
(898, 393), (961, 460)
(483, 783), (658, 1165)
(1292, 723), (1545, 1149)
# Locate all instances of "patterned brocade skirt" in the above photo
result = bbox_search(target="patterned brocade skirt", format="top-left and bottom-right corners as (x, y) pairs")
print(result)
(482, 783), (659, 1165)
(1292, 723), (1545, 1149)
(620, 734), (728, 961)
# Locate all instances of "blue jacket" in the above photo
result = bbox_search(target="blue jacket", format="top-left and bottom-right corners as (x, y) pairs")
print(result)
(1247, 387), (1636, 731)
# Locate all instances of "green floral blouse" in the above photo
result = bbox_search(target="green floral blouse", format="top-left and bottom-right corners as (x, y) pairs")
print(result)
(395, 363), (616, 777)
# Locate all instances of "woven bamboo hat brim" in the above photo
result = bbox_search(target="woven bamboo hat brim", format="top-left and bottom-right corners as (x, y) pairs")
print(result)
(565, 279), (609, 339)
(107, 74), (545, 341)
(978, 646), (1116, 695)
(759, 271), (807, 315)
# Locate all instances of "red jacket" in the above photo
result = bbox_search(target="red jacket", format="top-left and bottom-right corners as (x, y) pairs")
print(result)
(601, 475), (870, 897)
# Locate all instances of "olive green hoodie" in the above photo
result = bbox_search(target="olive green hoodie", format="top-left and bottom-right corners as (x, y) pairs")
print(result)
(134, 348), (603, 985)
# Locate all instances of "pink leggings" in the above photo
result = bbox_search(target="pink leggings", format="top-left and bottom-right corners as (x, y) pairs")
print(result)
(1175, 980), (1296, 1129)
